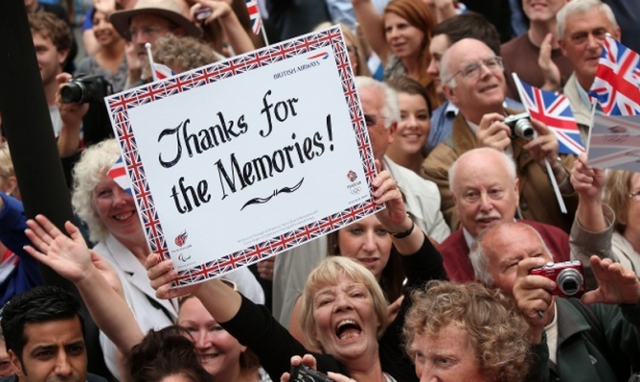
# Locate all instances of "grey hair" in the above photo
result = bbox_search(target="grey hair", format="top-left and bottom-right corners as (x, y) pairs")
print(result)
(439, 50), (457, 88)
(448, 147), (517, 197)
(470, 222), (555, 286)
(556, 0), (618, 38)
(71, 139), (122, 242)
(354, 76), (400, 129)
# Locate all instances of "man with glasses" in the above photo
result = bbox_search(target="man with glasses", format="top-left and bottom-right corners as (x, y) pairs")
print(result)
(438, 147), (569, 282)
(109, 0), (202, 87)
(421, 38), (578, 234)
(558, 0), (620, 134)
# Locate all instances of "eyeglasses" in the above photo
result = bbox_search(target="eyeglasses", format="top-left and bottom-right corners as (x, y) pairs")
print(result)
(363, 114), (388, 128)
(629, 190), (640, 199)
(445, 56), (503, 84)
(127, 26), (167, 40)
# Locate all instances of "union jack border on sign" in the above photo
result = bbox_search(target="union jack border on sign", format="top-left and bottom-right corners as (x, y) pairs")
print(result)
(105, 26), (381, 287)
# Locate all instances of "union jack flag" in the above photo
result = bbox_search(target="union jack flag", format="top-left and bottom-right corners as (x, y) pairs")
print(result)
(589, 36), (640, 115)
(153, 62), (175, 81)
(513, 75), (584, 155)
(245, 0), (262, 35)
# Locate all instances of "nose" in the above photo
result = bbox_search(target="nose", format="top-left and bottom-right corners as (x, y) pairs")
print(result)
(112, 188), (130, 207)
(362, 230), (377, 252)
(478, 192), (493, 212)
(586, 33), (601, 50)
(427, 59), (439, 76)
(333, 292), (354, 312)
(54, 352), (73, 377)
(131, 31), (149, 45)
(194, 329), (211, 350)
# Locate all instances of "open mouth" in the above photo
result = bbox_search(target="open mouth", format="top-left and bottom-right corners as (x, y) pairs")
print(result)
(113, 211), (134, 221)
(199, 353), (219, 362)
(335, 319), (362, 341)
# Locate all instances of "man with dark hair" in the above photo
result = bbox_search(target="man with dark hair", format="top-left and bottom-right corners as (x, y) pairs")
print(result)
(28, 12), (72, 136)
(0, 286), (107, 382)
(426, 12), (523, 153)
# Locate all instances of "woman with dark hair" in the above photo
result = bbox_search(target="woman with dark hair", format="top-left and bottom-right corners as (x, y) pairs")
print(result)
(386, 76), (432, 173)
(351, 0), (438, 105)
(76, 1), (127, 93)
(130, 326), (213, 382)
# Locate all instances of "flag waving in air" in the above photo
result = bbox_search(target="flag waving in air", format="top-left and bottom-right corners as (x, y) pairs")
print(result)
(513, 74), (584, 155)
(589, 36), (640, 116)
(245, 0), (263, 35)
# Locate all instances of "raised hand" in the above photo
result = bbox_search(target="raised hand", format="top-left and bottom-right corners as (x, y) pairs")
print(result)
(372, 161), (407, 231)
(145, 252), (200, 299)
(24, 215), (93, 284)
(582, 255), (640, 306)
(571, 152), (605, 199)
(476, 112), (511, 152)
(539, 33), (562, 92)
(190, 0), (233, 25)
(512, 257), (557, 343)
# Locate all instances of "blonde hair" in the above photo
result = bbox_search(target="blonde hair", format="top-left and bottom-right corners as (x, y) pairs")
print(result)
(299, 256), (389, 351)
(604, 170), (637, 234)
(0, 143), (18, 197)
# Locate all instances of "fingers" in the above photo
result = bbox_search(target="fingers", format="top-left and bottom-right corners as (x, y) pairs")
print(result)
(25, 215), (64, 253)
(146, 253), (177, 292)
(372, 170), (400, 205)
(257, 257), (275, 280)
(327, 372), (357, 382)
(477, 114), (511, 151)
(301, 353), (318, 369)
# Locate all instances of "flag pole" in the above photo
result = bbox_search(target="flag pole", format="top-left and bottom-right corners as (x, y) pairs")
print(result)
(146, 42), (159, 82)
(260, 22), (269, 46)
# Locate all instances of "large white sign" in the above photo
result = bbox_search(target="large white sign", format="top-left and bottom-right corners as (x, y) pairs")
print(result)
(105, 26), (381, 287)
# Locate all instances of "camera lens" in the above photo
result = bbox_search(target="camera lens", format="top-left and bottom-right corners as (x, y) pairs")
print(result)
(557, 268), (584, 296)
(514, 119), (534, 140)
(60, 82), (85, 103)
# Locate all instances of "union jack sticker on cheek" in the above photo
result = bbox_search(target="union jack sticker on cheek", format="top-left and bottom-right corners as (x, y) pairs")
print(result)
(104, 25), (383, 288)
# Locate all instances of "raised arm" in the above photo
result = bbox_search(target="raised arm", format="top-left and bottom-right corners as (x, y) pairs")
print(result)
(191, 0), (255, 55)
(351, 0), (391, 65)
(24, 215), (144, 357)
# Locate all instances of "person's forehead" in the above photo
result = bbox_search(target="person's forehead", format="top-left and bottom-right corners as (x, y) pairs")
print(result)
(565, 8), (613, 33)
(485, 226), (543, 261)
(22, 317), (84, 349)
(456, 154), (510, 187)
(447, 40), (494, 68)
(359, 87), (384, 114)
(31, 31), (54, 45)
(429, 34), (450, 54)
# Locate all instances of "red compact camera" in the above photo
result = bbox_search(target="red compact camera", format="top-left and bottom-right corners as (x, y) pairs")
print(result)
(529, 260), (585, 298)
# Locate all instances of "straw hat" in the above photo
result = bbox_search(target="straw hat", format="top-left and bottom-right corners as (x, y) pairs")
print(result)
(110, 0), (202, 40)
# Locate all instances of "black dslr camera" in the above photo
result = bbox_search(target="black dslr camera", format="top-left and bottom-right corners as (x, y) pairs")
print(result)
(61, 75), (113, 104)
(290, 364), (333, 382)
(504, 112), (534, 140)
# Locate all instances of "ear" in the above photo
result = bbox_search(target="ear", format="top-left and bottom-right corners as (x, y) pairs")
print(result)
(442, 84), (457, 104)
(8, 350), (24, 378)
(57, 48), (70, 68)
(387, 121), (397, 144)
(613, 27), (621, 41)
(3, 176), (18, 197)
(558, 38), (568, 57)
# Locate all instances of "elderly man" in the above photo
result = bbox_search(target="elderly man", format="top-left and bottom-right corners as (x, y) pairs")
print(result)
(470, 221), (640, 381)
(558, 0), (620, 133)
(109, 0), (202, 87)
(439, 147), (569, 282)
(0, 286), (108, 382)
(421, 38), (578, 233)
(426, 13), (524, 153)
(501, 0), (574, 99)
(272, 77), (450, 327)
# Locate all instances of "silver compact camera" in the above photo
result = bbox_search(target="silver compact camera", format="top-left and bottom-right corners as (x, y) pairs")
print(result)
(503, 112), (534, 140)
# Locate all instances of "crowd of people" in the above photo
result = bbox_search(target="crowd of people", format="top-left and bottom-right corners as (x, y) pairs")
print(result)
(1, 0), (640, 381)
